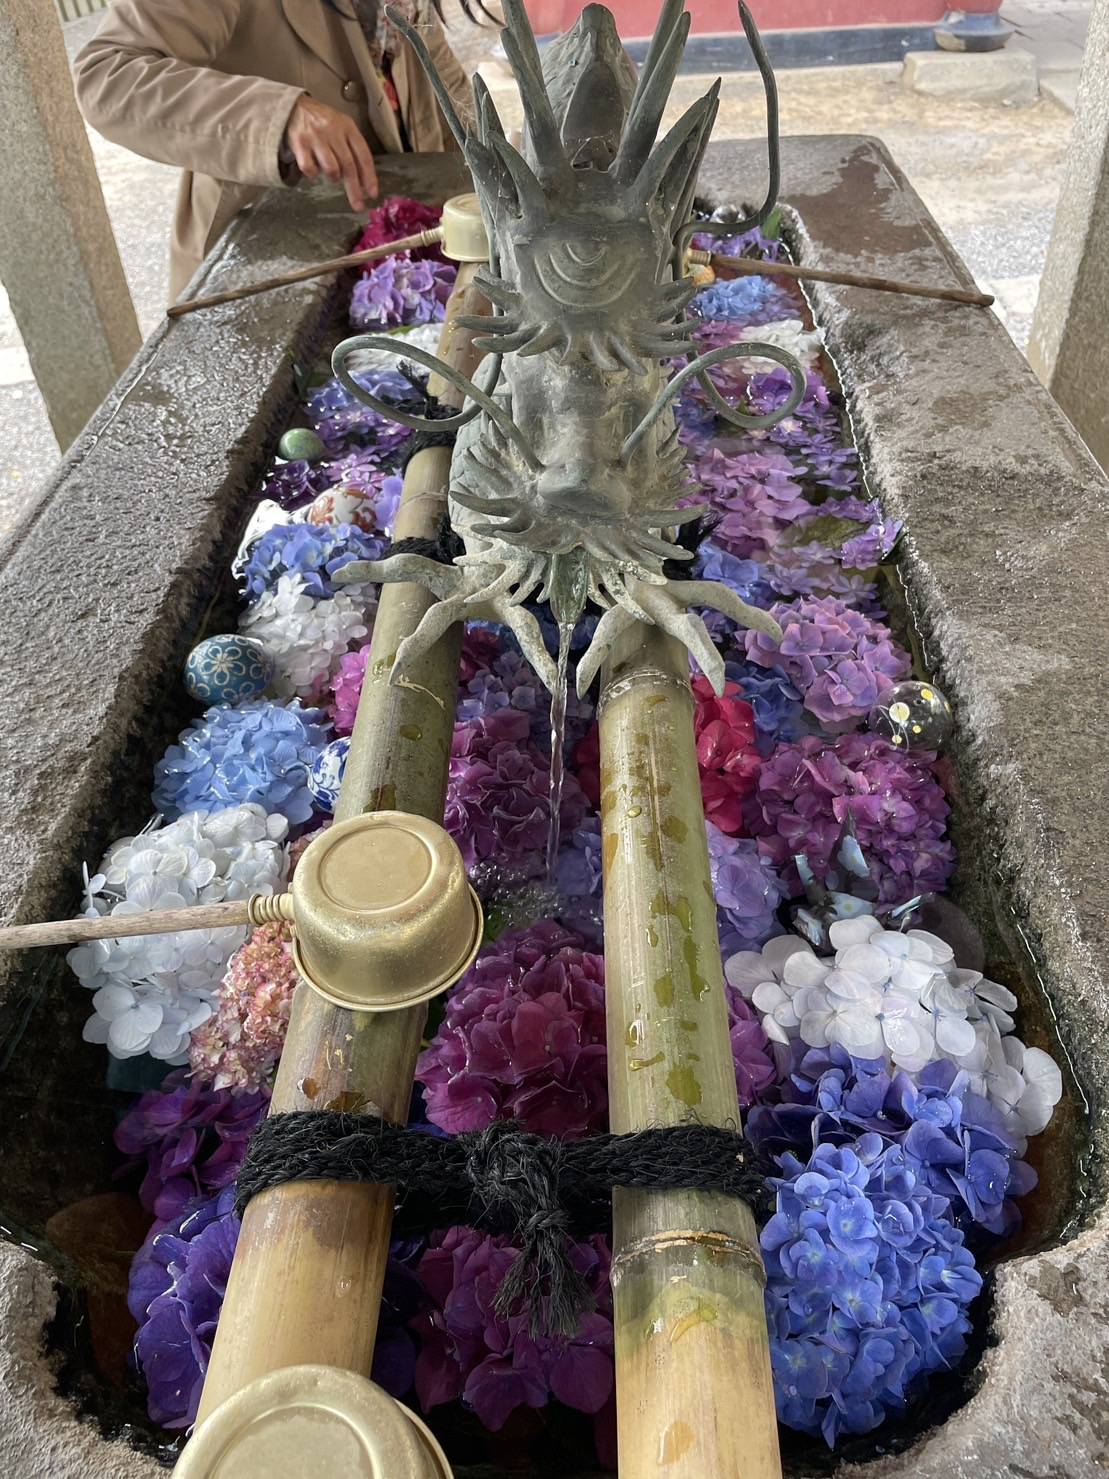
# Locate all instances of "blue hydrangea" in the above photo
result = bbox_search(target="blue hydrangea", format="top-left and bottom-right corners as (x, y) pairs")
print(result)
(241, 522), (385, 603)
(706, 821), (787, 956)
(693, 540), (776, 638)
(762, 1135), (983, 1446)
(153, 699), (331, 824)
(553, 814), (603, 944)
(722, 657), (809, 755)
(691, 273), (792, 324)
(748, 1045), (1036, 1237)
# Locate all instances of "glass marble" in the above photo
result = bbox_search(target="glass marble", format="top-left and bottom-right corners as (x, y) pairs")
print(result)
(278, 427), (327, 463)
(869, 680), (953, 751)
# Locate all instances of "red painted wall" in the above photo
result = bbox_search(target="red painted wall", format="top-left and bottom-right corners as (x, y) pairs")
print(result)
(525, 0), (993, 39)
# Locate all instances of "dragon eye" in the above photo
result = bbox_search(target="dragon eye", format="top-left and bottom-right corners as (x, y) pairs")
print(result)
(532, 236), (626, 310)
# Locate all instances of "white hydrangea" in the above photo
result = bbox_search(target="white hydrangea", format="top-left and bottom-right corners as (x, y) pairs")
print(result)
(729, 318), (823, 371)
(725, 915), (1063, 1138)
(240, 571), (372, 699)
(68, 805), (288, 1063)
(343, 321), (444, 376)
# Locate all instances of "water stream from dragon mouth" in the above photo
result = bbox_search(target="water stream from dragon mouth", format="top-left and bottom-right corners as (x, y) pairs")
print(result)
(545, 622), (576, 880)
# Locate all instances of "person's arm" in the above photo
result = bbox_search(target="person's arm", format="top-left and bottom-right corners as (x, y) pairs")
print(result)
(73, 0), (300, 186)
(73, 0), (377, 207)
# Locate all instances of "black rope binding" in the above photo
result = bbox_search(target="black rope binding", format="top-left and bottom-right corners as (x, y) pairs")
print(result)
(236, 1117), (772, 1338)
(385, 513), (464, 566)
(391, 363), (459, 471)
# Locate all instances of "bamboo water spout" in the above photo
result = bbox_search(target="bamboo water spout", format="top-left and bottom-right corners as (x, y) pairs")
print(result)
(193, 263), (488, 1425)
(599, 625), (781, 1479)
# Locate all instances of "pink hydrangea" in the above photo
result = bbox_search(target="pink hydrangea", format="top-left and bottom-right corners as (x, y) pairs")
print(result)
(745, 733), (954, 906)
(354, 195), (444, 260)
(414, 1225), (614, 1433)
(446, 712), (588, 877)
(745, 596), (911, 730)
(685, 446), (813, 557)
(692, 676), (761, 834)
(328, 644), (371, 735)
(415, 920), (607, 1138)
(188, 922), (298, 1092)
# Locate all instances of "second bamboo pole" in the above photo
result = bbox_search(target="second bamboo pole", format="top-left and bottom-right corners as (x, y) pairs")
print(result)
(194, 264), (487, 1423)
(599, 626), (781, 1479)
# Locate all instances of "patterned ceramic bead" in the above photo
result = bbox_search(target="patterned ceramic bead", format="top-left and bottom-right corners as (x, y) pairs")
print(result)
(869, 680), (953, 751)
(185, 635), (274, 705)
(278, 428), (327, 463)
(306, 483), (378, 534)
(307, 736), (350, 814)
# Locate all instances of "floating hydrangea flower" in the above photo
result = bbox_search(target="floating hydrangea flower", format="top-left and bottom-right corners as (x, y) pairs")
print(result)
(457, 644), (545, 733)
(240, 572), (371, 700)
(707, 820), (786, 956)
(727, 989), (779, 1105)
(350, 251), (454, 330)
(762, 1136), (982, 1446)
(690, 224), (784, 261)
(241, 521), (385, 602)
(446, 711), (588, 877)
(553, 815), (603, 945)
(747, 1042), (1036, 1235)
(692, 676), (761, 834)
(153, 699), (331, 825)
(258, 457), (330, 510)
(306, 367), (418, 460)
(188, 921), (298, 1092)
(745, 596), (911, 730)
(129, 1185), (239, 1428)
(745, 732), (954, 906)
(740, 368), (860, 492)
(414, 1225), (614, 1432)
(354, 195), (444, 258)
(722, 658), (808, 755)
(415, 920), (607, 1138)
(69, 806), (288, 1061)
(686, 446), (813, 558)
(116, 1073), (268, 1227)
(692, 541), (776, 639)
(691, 273), (796, 326)
(327, 644), (370, 734)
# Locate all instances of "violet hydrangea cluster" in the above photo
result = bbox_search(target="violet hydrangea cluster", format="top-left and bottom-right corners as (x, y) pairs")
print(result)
(305, 366), (417, 457)
(350, 251), (455, 330)
(416, 920), (608, 1139)
(745, 595), (912, 730)
(241, 521), (385, 602)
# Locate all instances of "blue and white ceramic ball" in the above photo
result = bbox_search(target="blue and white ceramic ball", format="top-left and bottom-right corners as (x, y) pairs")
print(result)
(308, 737), (350, 814)
(185, 634), (274, 705)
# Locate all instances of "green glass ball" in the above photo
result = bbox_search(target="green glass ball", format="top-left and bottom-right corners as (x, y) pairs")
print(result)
(869, 680), (953, 751)
(278, 427), (327, 463)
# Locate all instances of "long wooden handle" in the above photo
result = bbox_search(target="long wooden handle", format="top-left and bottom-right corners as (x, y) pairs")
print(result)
(0, 894), (293, 951)
(167, 226), (445, 319)
(696, 249), (993, 308)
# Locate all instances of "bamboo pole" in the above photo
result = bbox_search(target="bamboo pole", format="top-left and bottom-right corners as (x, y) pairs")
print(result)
(599, 625), (781, 1479)
(166, 226), (445, 318)
(693, 247), (993, 308)
(195, 263), (487, 1422)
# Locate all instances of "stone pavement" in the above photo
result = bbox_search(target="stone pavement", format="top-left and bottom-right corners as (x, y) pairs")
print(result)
(0, 6), (1088, 539)
(1004, 0), (1092, 109)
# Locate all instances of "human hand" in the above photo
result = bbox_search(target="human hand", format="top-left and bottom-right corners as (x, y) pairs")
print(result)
(285, 95), (378, 212)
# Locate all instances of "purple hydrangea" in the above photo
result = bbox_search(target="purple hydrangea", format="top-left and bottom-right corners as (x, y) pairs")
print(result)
(415, 920), (607, 1138)
(745, 596), (911, 730)
(685, 446), (814, 557)
(693, 540), (776, 637)
(553, 814), (603, 945)
(722, 657), (809, 755)
(445, 711), (589, 878)
(691, 273), (797, 327)
(840, 516), (903, 569)
(153, 698), (331, 824)
(747, 1044), (1036, 1236)
(456, 645), (545, 733)
(706, 820), (787, 957)
(306, 367), (418, 458)
(745, 733), (955, 907)
(691, 225), (785, 261)
(129, 1189), (422, 1428)
(414, 1225), (614, 1432)
(728, 987), (780, 1106)
(740, 369), (861, 492)
(259, 457), (331, 511)
(241, 521), (386, 602)
(350, 252), (455, 330)
(762, 1136), (982, 1446)
(129, 1185), (238, 1428)
(114, 1070), (268, 1228)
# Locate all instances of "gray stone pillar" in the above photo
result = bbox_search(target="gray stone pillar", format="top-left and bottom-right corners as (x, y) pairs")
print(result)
(1028, 0), (1109, 469)
(0, 0), (140, 450)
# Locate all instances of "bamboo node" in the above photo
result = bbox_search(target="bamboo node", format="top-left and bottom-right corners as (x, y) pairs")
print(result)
(596, 667), (692, 718)
(610, 1228), (767, 1288)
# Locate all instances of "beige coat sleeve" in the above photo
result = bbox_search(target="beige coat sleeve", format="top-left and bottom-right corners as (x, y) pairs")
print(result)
(420, 15), (476, 134)
(73, 0), (303, 188)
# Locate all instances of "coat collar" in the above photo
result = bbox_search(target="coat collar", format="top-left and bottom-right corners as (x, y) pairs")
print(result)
(280, 0), (403, 152)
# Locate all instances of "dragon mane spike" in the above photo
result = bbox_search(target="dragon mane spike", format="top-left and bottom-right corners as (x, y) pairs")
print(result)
(498, 0), (567, 174)
(489, 133), (549, 218)
(472, 70), (507, 148)
(632, 80), (719, 210)
(668, 85), (720, 231)
(614, 6), (691, 182)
